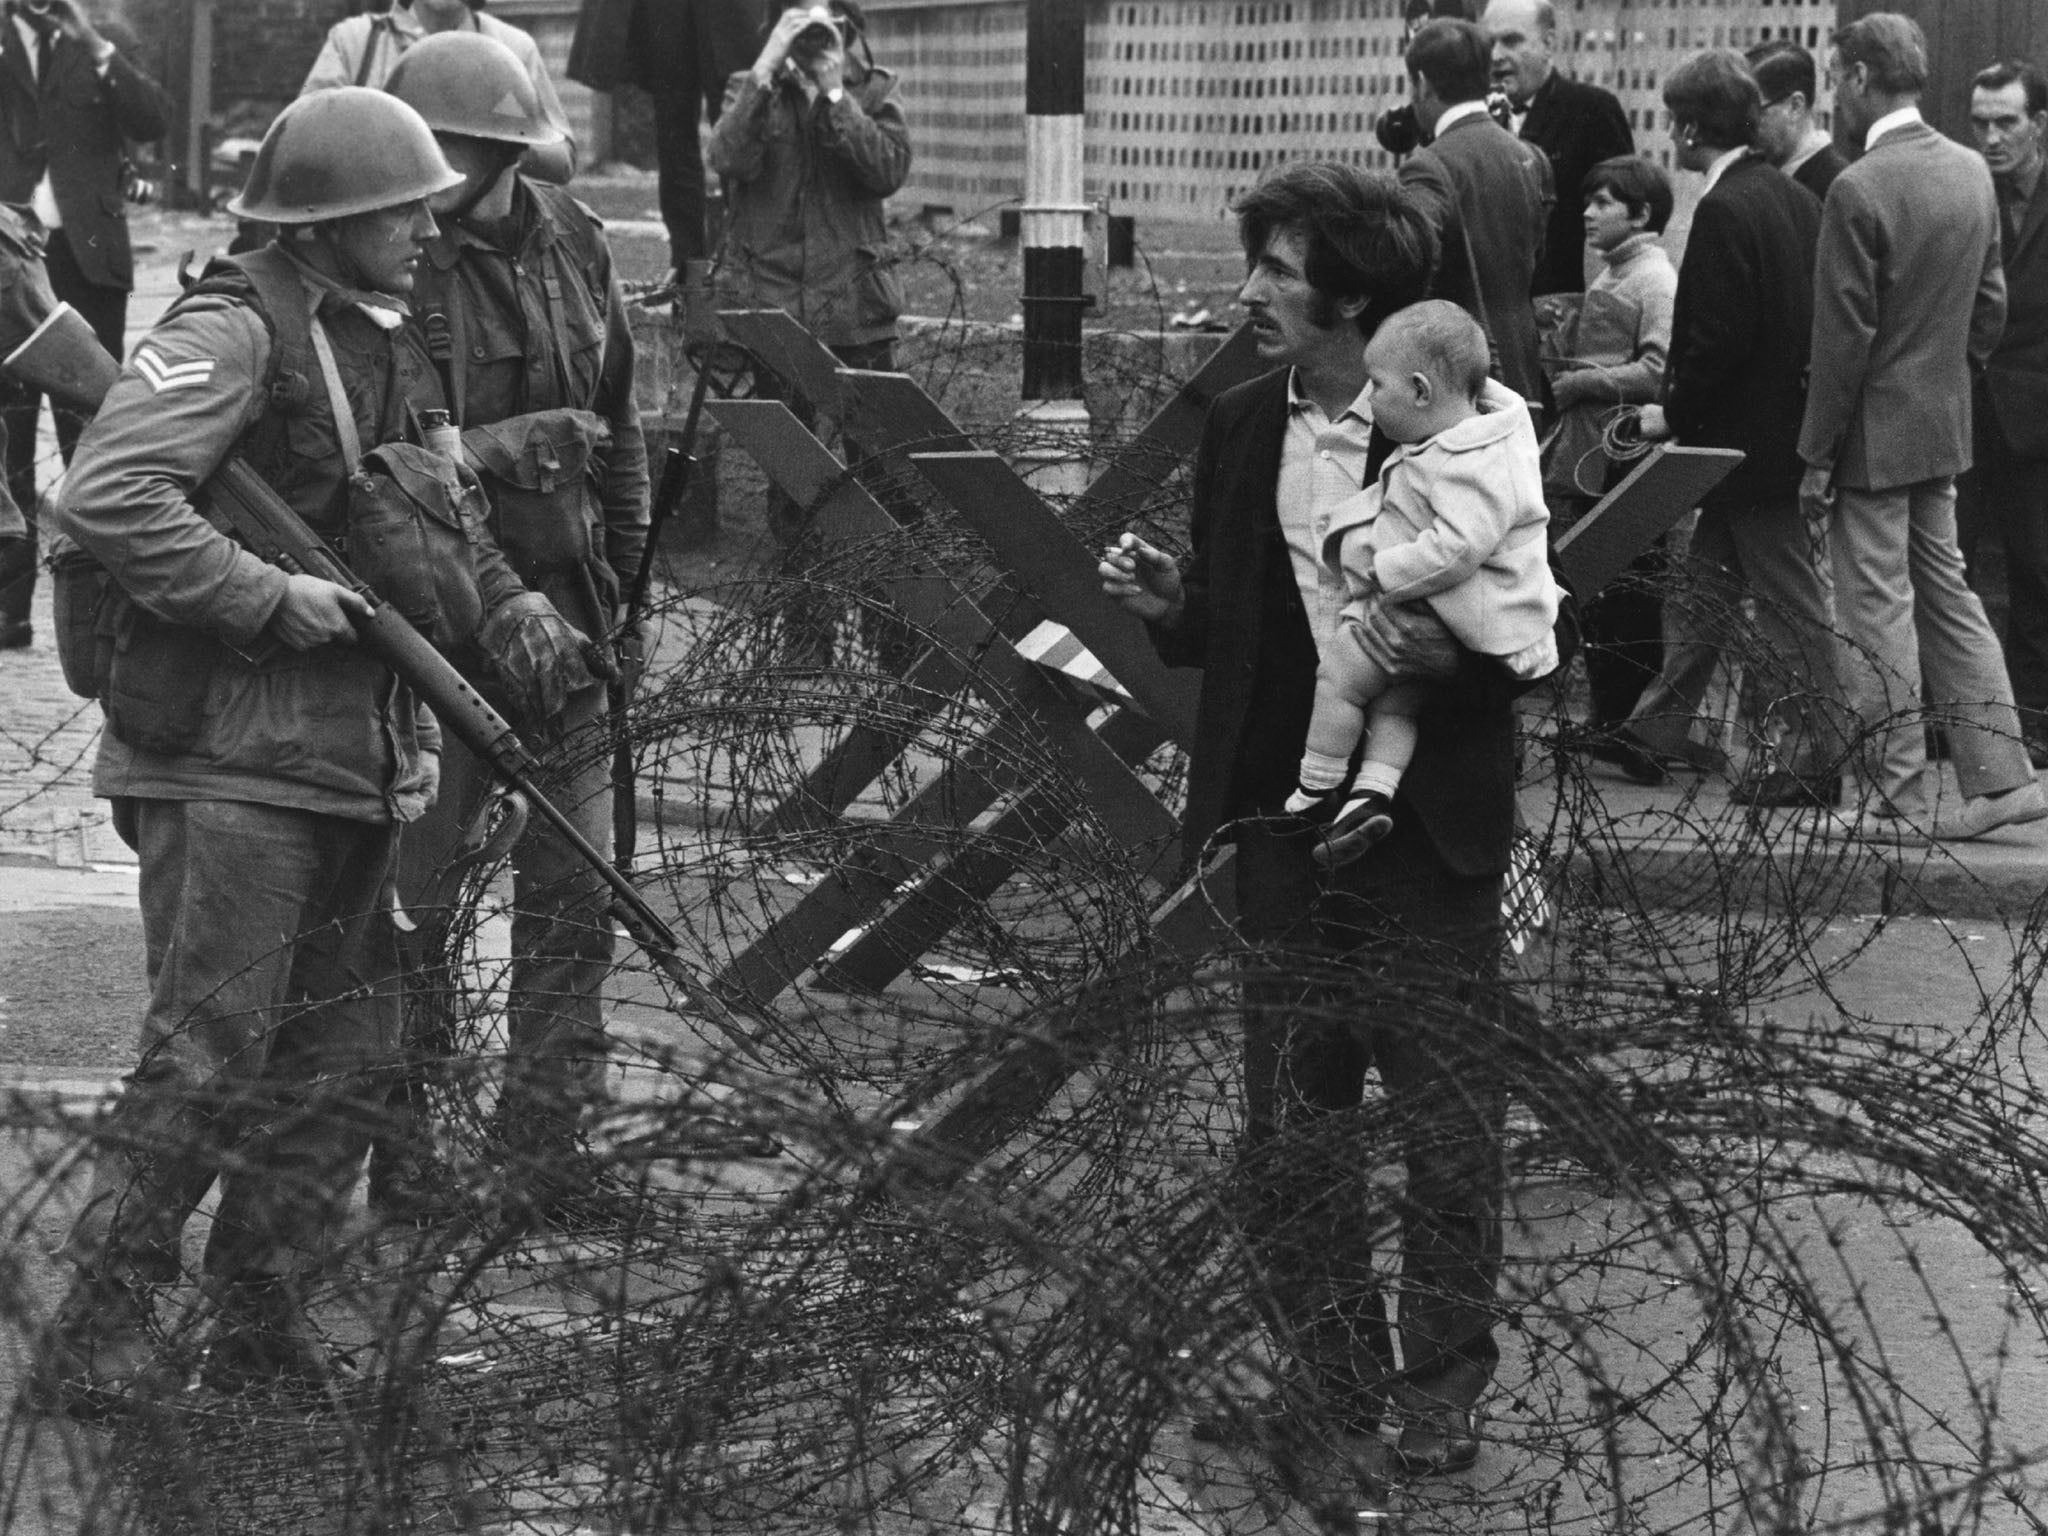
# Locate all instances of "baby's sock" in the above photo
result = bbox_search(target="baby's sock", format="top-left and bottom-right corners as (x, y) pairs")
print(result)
(1286, 749), (1352, 814)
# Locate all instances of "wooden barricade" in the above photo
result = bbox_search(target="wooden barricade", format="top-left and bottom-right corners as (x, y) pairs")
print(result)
(695, 308), (1739, 1172)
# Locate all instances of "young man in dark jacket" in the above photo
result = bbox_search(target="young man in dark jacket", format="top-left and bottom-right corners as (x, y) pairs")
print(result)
(1102, 161), (1573, 1522)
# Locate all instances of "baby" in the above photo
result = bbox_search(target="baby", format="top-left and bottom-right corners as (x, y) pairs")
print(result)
(1291, 299), (1561, 866)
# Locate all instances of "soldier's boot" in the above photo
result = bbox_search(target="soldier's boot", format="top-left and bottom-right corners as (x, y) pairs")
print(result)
(200, 1274), (356, 1399)
(18, 1272), (171, 1420)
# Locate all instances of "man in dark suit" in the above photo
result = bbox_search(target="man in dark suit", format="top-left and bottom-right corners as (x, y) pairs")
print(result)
(1747, 41), (1849, 204)
(0, 0), (166, 646)
(1800, 13), (2045, 840)
(1959, 60), (2048, 767)
(1611, 50), (1849, 806)
(1481, 0), (1633, 298)
(569, 0), (761, 271)
(1398, 17), (1551, 410)
(1100, 162), (1569, 1516)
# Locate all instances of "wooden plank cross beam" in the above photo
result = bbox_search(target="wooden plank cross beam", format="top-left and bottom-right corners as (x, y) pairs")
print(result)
(892, 443), (1743, 1179)
(700, 323), (1268, 1002)
(704, 397), (1184, 1003)
(703, 303), (1739, 1128)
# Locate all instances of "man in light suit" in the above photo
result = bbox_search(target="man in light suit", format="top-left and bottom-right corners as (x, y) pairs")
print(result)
(1799, 13), (2046, 840)
(0, 0), (166, 647)
(1398, 17), (1552, 412)
(301, 1), (575, 184)
(1959, 60), (2048, 768)
(1480, 0), (1633, 298)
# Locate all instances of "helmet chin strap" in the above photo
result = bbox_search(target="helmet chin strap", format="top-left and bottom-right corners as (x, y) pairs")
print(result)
(449, 146), (521, 225)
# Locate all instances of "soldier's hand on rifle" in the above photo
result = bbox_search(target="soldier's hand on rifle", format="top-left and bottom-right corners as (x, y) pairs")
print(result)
(479, 591), (601, 726)
(271, 573), (371, 650)
(1099, 531), (1184, 626)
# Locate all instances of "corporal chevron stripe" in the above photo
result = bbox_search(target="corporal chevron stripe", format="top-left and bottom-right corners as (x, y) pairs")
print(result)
(133, 346), (217, 394)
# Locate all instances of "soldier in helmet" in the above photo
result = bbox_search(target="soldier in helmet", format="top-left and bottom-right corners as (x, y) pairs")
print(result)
(21, 87), (598, 1417)
(380, 31), (648, 1225)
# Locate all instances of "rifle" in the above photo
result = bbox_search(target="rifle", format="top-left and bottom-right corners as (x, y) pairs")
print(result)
(11, 285), (768, 1066)
(610, 307), (724, 867)
(209, 457), (768, 1069)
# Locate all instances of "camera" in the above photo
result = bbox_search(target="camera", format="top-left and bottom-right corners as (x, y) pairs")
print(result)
(792, 6), (842, 51)
(1375, 104), (1420, 157)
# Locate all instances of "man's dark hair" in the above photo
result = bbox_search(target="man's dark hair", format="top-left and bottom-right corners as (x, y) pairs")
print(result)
(1582, 154), (1674, 234)
(1746, 39), (1817, 105)
(1974, 60), (2048, 117)
(1833, 13), (1929, 96)
(1405, 18), (1492, 106)
(1663, 49), (1762, 150)
(1231, 162), (1439, 337)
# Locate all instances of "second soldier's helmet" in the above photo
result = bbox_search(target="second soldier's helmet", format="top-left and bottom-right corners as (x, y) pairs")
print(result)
(230, 87), (464, 224)
(384, 31), (565, 148)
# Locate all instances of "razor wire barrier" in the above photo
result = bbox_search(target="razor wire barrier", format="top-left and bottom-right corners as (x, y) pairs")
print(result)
(6, 300), (2048, 1536)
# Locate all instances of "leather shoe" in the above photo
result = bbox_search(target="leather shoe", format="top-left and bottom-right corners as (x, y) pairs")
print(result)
(1394, 1404), (1481, 1475)
(1570, 725), (1668, 786)
(1728, 768), (1842, 809)
(18, 1274), (170, 1420)
(1925, 781), (2048, 841)
(1191, 1389), (1398, 1527)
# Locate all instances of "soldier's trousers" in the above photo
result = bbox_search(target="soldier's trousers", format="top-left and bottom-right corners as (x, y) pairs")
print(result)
(396, 681), (614, 1138)
(61, 798), (401, 1284)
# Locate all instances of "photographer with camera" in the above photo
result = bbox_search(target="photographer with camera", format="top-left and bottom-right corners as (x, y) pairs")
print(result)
(707, 1), (908, 373)
(0, 0), (166, 649)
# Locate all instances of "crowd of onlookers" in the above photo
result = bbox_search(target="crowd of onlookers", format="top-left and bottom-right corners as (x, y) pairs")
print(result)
(1430, 5), (2048, 842)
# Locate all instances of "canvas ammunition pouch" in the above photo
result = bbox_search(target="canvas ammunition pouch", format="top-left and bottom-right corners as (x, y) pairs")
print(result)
(461, 407), (613, 607)
(344, 441), (492, 651)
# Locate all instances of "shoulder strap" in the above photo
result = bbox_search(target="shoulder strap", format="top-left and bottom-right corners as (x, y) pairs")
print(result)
(351, 18), (381, 87)
(168, 246), (322, 475)
(306, 318), (364, 465)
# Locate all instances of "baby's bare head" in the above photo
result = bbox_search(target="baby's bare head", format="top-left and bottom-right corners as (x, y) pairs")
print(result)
(1363, 300), (1491, 444)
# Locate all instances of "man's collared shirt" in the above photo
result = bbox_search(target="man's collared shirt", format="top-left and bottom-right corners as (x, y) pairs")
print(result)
(1276, 368), (1375, 660)
(1865, 104), (1923, 151)
(1702, 145), (1747, 194)
(10, 14), (113, 231)
(1994, 154), (2044, 256)
(1434, 98), (1490, 137)
(1781, 127), (1834, 182)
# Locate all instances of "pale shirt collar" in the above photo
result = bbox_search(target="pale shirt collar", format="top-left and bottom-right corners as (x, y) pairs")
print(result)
(1703, 145), (1747, 193)
(1865, 104), (1923, 151)
(1781, 126), (1835, 178)
(1433, 98), (1491, 136)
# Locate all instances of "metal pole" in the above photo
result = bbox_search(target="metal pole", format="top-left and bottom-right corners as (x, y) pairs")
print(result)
(1021, 0), (1087, 403)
